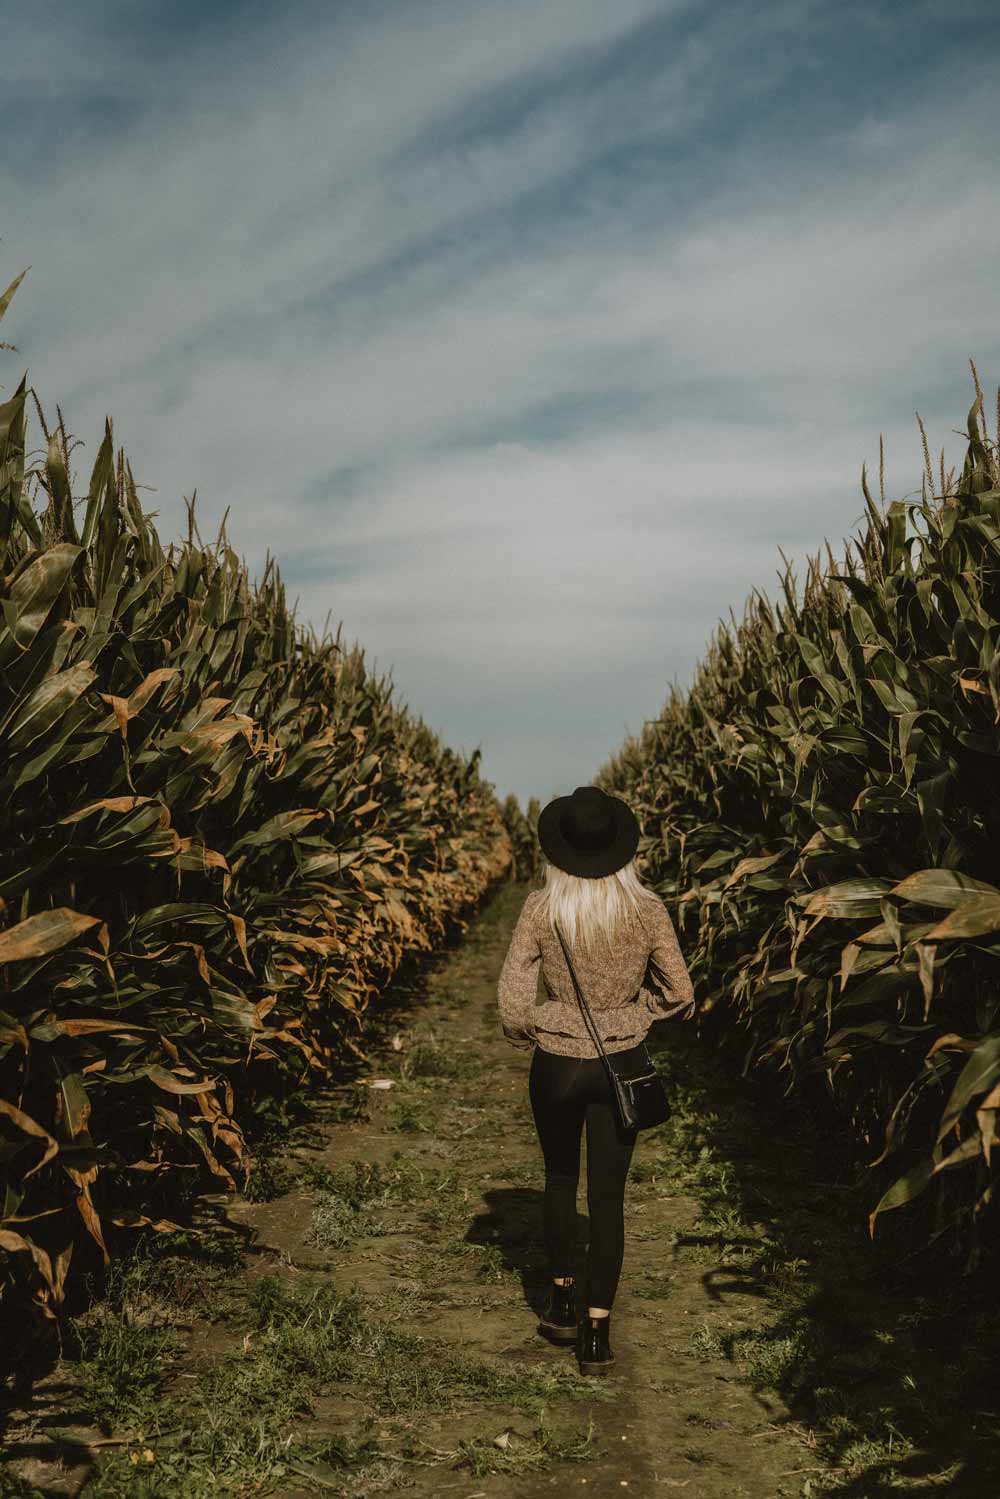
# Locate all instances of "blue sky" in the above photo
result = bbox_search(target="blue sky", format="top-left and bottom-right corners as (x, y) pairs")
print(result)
(4, 0), (1000, 810)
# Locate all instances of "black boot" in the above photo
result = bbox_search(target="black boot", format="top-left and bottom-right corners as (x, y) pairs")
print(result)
(577, 1312), (615, 1374)
(538, 1278), (578, 1342)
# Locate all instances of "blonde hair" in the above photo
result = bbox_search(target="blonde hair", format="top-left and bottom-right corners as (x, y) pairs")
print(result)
(534, 858), (650, 958)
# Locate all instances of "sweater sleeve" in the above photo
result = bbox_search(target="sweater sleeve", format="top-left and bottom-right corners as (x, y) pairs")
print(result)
(639, 899), (695, 1022)
(496, 894), (541, 1051)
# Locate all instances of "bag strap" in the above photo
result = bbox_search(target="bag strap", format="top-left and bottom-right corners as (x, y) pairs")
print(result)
(553, 920), (614, 1079)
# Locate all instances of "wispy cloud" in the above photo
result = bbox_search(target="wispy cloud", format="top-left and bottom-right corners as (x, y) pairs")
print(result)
(4, 0), (999, 805)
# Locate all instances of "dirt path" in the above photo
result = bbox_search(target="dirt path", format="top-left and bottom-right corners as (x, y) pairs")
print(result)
(221, 882), (813, 1498)
(5, 877), (997, 1497)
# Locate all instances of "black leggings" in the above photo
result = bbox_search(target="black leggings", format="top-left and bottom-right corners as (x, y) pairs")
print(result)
(528, 1041), (643, 1309)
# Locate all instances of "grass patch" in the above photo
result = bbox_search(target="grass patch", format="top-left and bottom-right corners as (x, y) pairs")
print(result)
(71, 1253), (189, 1431)
(78, 1271), (615, 1496)
(304, 1151), (459, 1250)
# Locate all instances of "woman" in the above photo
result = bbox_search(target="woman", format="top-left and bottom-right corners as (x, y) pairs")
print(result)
(496, 785), (695, 1376)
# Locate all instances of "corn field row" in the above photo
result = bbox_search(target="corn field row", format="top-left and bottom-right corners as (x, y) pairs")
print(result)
(597, 362), (1000, 1272)
(0, 269), (512, 1330)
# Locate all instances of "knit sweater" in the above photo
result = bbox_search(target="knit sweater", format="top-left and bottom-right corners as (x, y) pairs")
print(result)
(496, 887), (695, 1058)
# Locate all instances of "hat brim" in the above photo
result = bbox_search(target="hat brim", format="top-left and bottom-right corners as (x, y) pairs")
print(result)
(537, 793), (640, 879)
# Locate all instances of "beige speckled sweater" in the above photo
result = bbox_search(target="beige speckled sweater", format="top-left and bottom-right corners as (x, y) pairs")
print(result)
(497, 888), (695, 1058)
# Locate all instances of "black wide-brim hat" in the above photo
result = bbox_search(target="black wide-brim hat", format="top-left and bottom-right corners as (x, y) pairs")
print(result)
(537, 785), (640, 879)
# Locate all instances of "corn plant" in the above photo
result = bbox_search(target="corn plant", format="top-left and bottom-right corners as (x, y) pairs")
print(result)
(499, 793), (542, 884)
(599, 363), (1000, 1270)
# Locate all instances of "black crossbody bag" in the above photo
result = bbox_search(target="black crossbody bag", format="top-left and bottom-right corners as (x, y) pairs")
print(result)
(553, 921), (671, 1139)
